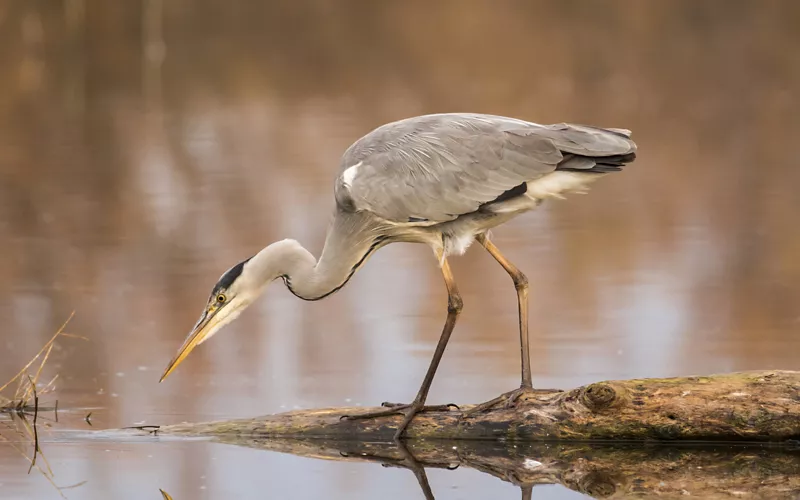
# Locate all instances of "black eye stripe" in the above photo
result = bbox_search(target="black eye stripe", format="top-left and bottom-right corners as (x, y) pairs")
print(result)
(210, 256), (253, 304)
(215, 257), (253, 291)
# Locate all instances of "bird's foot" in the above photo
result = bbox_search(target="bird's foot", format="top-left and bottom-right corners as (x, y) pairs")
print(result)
(460, 385), (560, 419)
(379, 401), (459, 411)
(341, 401), (459, 440)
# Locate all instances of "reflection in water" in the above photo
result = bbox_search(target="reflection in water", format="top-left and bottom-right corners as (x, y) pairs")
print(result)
(12, 425), (800, 499)
(1, 1), (800, 499)
(0, 414), (59, 498)
(0, 314), (79, 496)
(194, 436), (800, 499)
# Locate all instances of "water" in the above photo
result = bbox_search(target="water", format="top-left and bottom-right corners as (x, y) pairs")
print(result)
(1, 1), (799, 498)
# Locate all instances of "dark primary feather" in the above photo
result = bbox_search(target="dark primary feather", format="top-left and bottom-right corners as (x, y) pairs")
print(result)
(556, 152), (637, 173)
(487, 182), (529, 205)
(335, 113), (636, 223)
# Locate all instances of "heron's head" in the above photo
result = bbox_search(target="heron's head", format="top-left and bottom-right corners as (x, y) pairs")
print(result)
(160, 256), (260, 382)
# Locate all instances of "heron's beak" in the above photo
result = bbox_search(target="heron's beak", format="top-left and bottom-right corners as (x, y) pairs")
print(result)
(159, 307), (219, 383)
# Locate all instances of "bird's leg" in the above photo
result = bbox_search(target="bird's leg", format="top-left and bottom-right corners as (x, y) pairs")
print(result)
(479, 233), (533, 389)
(339, 440), (437, 499)
(521, 485), (533, 500)
(342, 252), (462, 439)
(389, 440), (437, 500)
(462, 234), (558, 418)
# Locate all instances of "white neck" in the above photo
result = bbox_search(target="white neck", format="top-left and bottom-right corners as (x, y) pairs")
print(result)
(246, 220), (382, 301)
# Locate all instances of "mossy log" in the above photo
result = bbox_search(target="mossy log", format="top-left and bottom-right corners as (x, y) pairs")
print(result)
(157, 371), (800, 442)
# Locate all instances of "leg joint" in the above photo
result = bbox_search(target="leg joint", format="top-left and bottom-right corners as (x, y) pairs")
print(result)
(447, 293), (463, 313)
(513, 271), (529, 290)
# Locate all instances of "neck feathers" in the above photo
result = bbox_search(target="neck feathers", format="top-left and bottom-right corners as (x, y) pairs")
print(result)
(251, 213), (384, 301)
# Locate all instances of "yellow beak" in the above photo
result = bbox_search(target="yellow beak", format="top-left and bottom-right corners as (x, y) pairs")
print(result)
(159, 308), (217, 382)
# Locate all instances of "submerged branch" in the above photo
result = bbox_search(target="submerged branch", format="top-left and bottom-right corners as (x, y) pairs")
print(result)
(157, 370), (800, 442)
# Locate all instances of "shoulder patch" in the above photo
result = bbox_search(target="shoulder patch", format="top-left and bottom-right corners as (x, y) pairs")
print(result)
(341, 161), (362, 188)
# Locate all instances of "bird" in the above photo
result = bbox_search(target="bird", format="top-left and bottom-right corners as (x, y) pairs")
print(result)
(159, 112), (637, 439)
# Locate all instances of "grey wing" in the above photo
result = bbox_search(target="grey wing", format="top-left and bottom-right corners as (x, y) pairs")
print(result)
(334, 113), (636, 224)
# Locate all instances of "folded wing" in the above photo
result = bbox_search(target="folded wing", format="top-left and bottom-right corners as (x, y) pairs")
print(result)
(335, 113), (636, 224)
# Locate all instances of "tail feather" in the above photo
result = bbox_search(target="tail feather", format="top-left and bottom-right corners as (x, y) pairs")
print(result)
(557, 151), (636, 174)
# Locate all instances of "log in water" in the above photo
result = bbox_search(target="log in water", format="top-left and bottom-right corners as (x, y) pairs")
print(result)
(157, 370), (800, 442)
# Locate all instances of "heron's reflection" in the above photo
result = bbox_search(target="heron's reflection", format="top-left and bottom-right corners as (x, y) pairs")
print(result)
(206, 436), (800, 499)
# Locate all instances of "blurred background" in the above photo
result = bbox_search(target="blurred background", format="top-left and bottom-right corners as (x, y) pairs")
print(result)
(1, 1), (799, 499)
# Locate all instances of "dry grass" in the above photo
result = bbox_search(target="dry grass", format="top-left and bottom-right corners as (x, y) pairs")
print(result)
(0, 311), (80, 415)
(0, 311), (86, 498)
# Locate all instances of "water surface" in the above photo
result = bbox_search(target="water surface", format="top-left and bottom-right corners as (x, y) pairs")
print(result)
(1, 1), (799, 498)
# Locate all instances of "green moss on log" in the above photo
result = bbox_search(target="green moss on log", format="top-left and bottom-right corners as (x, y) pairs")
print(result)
(157, 370), (800, 442)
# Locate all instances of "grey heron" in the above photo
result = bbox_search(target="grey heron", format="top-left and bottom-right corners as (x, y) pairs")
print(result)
(159, 112), (637, 439)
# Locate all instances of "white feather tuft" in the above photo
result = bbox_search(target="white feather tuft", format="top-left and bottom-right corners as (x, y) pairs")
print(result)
(341, 161), (362, 188)
(525, 171), (602, 200)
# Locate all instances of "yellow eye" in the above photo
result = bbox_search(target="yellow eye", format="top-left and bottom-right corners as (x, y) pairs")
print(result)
(216, 294), (226, 303)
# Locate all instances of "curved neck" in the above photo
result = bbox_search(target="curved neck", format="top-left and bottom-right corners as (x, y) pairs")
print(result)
(250, 214), (384, 301)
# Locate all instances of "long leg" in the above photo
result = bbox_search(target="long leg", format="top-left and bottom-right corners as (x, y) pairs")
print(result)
(477, 233), (532, 389)
(462, 234), (557, 417)
(396, 440), (436, 500)
(343, 250), (462, 440)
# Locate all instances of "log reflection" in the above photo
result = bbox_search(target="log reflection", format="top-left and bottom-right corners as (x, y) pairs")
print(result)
(213, 436), (800, 499)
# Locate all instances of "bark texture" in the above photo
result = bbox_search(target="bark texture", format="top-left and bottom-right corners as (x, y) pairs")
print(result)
(158, 370), (800, 442)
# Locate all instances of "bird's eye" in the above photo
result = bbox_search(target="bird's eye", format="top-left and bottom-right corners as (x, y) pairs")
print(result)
(216, 294), (226, 303)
